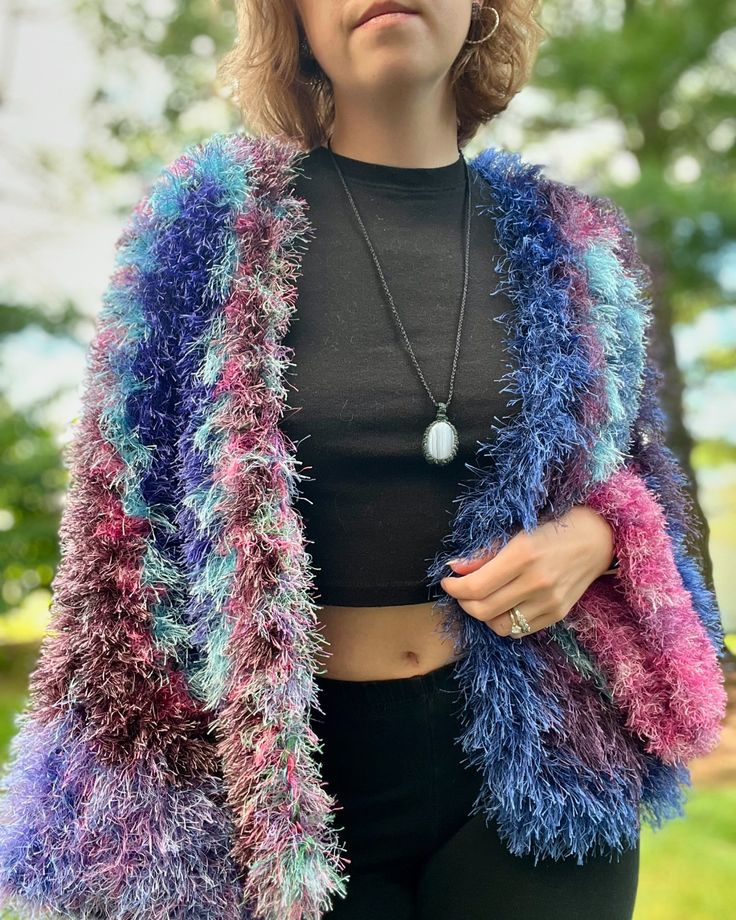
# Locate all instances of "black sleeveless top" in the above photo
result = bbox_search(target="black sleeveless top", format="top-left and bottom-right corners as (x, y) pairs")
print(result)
(282, 145), (517, 606)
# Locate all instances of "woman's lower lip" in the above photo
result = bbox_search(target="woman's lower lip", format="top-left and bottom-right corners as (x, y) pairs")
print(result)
(356, 11), (419, 29)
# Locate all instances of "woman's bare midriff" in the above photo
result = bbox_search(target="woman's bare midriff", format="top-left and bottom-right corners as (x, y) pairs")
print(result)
(314, 601), (466, 681)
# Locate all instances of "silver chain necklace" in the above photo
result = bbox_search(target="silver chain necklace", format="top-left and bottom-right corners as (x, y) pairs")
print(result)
(326, 138), (472, 466)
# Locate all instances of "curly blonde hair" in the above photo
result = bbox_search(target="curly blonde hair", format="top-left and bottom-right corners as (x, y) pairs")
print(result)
(216, 1), (547, 150)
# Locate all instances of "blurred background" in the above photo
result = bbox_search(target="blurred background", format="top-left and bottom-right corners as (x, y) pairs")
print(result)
(0, 0), (734, 917)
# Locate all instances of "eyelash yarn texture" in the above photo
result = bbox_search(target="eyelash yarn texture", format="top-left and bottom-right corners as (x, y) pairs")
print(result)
(0, 132), (727, 920)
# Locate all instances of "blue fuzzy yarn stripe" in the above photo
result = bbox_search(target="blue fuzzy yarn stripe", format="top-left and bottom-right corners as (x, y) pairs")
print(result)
(639, 756), (692, 829)
(73, 152), (200, 675)
(451, 628), (647, 863)
(113, 136), (253, 687)
(424, 147), (598, 585)
(172, 134), (261, 708)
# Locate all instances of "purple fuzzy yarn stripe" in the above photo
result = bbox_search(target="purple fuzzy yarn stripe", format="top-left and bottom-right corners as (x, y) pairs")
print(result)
(570, 464), (727, 762)
(0, 710), (250, 919)
(428, 148), (598, 569)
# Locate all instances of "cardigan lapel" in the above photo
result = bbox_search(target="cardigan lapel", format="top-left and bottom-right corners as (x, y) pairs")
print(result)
(262, 138), (608, 682)
(422, 146), (603, 587)
(276, 139), (658, 855)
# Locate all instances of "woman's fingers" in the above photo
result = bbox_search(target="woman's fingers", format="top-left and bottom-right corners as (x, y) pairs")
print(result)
(445, 563), (571, 636)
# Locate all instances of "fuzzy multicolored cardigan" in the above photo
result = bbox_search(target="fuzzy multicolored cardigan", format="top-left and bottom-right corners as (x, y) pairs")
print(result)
(0, 131), (728, 920)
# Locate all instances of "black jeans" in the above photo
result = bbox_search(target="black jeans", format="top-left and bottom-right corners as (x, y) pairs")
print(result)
(311, 658), (640, 920)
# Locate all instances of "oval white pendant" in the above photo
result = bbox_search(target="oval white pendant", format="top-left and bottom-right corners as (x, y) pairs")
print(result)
(422, 403), (459, 466)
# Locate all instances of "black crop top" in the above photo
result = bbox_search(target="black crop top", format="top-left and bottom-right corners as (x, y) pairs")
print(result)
(282, 145), (517, 606)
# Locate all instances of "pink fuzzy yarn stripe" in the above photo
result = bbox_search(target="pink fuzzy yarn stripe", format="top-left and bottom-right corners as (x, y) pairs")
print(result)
(568, 464), (727, 763)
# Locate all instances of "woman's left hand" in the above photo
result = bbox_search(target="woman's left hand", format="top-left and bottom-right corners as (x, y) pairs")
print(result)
(439, 504), (616, 638)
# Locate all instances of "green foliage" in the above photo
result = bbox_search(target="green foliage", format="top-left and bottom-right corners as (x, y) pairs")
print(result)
(0, 297), (89, 342)
(534, 0), (736, 331)
(693, 438), (736, 468)
(72, 0), (241, 181)
(0, 395), (65, 619)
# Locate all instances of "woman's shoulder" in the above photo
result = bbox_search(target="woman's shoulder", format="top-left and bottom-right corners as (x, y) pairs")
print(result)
(126, 131), (303, 233)
(117, 131), (308, 280)
(112, 131), (311, 339)
(470, 142), (633, 234)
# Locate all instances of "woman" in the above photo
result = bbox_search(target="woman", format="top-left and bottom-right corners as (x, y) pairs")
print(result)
(260, 2), (632, 917)
(0, 2), (726, 920)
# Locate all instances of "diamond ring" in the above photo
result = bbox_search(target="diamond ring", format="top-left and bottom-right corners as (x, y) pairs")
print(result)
(509, 605), (532, 637)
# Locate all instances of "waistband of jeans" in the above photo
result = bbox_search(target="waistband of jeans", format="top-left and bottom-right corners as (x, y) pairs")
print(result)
(314, 657), (463, 709)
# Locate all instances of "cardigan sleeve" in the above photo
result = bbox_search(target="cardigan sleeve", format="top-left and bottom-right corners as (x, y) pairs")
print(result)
(562, 192), (728, 766)
(0, 145), (236, 915)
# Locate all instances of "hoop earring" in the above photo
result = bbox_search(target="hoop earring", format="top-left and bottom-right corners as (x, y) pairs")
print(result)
(465, 2), (500, 44)
(298, 33), (322, 84)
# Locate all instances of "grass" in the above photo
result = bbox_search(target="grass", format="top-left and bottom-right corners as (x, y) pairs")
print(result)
(635, 786), (736, 920)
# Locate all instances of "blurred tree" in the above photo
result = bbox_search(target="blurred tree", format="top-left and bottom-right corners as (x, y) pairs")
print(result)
(526, 0), (736, 586)
(72, 0), (241, 184)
